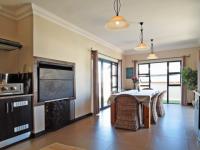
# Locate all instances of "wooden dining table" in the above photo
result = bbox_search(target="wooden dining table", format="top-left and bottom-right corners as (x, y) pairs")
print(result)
(108, 89), (159, 128)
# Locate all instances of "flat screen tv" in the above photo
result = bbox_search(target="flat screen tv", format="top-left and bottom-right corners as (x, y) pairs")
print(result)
(38, 60), (75, 103)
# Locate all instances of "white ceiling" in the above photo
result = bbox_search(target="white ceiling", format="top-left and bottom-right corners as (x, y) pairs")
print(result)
(0, 0), (200, 54)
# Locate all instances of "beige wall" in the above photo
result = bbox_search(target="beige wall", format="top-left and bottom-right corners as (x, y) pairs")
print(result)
(0, 15), (17, 40)
(17, 15), (33, 73)
(122, 48), (200, 103)
(33, 15), (122, 118)
(0, 15), (18, 73)
(0, 15), (33, 73)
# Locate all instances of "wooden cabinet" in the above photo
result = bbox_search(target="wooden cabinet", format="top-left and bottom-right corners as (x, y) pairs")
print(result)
(0, 96), (32, 141)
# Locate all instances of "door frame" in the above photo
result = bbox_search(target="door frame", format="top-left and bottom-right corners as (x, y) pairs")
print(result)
(98, 58), (118, 110)
(138, 60), (182, 104)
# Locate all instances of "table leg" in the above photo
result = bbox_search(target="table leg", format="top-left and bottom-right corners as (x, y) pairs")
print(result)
(143, 104), (151, 128)
(111, 102), (116, 125)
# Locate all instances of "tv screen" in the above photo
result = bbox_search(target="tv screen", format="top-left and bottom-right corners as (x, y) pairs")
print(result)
(38, 62), (75, 102)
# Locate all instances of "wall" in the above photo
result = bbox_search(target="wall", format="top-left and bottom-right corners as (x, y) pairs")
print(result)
(122, 48), (200, 103)
(33, 15), (122, 118)
(17, 15), (33, 73)
(0, 15), (33, 73)
(0, 15), (18, 73)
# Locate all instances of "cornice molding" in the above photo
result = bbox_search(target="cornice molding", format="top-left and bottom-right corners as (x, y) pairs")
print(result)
(31, 3), (122, 53)
(0, 4), (32, 20)
(0, 3), (122, 53)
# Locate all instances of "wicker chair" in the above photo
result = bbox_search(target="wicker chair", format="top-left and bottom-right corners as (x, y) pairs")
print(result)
(156, 91), (166, 117)
(151, 93), (159, 124)
(115, 94), (141, 131)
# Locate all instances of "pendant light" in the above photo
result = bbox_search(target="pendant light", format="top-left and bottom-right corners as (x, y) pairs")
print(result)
(135, 22), (149, 50)
(147, 39), (158, 59)
(105, 0), (129, 30)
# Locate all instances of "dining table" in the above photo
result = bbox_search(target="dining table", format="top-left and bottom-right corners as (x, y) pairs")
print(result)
(108, 89), (159, 128)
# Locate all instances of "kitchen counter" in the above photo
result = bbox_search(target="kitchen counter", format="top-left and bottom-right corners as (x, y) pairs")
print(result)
(0, 94), (33, 99)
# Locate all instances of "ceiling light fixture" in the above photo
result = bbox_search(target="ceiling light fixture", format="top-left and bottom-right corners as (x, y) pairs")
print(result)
(105, 0), (129, 30)
(147, 39), (158, 59)
(135, 22), (149, 50)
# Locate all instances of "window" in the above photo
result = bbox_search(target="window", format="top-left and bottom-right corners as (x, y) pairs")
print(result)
(138, 60), (182, 104)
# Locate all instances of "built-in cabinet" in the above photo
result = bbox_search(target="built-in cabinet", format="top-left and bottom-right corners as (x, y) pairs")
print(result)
(45, 99), (75, 131)
(0, 95), (32, 141)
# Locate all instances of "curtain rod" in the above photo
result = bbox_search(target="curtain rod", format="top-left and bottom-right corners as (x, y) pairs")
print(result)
(133, 55), (191, 63)
(90, 48), (122, 61)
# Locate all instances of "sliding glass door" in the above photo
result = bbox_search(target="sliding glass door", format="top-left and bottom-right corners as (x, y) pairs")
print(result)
(138, 60), (182, 104)
(98, 59), (118, 110)
(168, 61), (182, 104)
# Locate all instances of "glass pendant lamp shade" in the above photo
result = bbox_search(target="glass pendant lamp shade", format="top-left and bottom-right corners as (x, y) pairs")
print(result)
(134, 22), (149, 51)
(135, 42), (149, 51)
(105, 0), (129, 30)
(105, 16), (129, 30)
(147, 53), (158, 59)
(147, 39), (158, 59)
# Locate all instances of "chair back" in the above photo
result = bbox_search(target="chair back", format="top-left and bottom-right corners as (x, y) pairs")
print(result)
(156, 90), (166, 117)
(115, 94), (141, 130)
(151, 93), (159, 124)
(158, 90), (166, 100)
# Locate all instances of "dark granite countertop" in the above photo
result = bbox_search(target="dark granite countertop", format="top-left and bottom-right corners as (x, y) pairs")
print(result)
(0, 94), (34, 99)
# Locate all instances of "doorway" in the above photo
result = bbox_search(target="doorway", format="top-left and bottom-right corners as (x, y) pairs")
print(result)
(138, 60), (182, 104)
(98, 59), (118, 110)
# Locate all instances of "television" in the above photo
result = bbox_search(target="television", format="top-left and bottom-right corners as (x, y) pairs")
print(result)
(38, 60), (75, 103)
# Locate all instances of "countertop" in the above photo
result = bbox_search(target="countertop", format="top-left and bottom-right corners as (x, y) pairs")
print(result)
(0, 94), (33, 99)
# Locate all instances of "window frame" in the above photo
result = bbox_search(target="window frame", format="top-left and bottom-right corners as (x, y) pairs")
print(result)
(138, 60), (182, 104)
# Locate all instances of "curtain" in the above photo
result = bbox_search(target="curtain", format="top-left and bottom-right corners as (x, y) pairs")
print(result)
(133, 60), (137, 77)
(181, 56), (187, 105)
(91, 50), (99, 114)
(118, 60), (122, 92)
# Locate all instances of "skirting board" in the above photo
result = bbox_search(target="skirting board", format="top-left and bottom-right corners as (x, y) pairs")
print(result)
(71, 113), (93, 123)
(31, 112), (93, 137)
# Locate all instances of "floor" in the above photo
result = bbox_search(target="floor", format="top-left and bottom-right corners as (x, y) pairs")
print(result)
(6, 105), (200, 150)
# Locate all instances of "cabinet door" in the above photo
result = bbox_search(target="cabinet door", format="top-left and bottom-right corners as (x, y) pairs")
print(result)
(0, 96), (32, 141)
(10, 97), (32, 137)
(0, 99), (8, 120)
(0, 99), (13, 141)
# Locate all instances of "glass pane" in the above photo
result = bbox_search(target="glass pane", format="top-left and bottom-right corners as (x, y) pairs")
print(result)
(169, 62), (181, 73)
(151, 75), (167, 102)
(169, 86), (181, 104)
(103, 62), (111, 107)
(151, 76), (167, 90)
(98, 61), (102, 108)
(150, 63), (167, 75)
(112, 88), (118, 93)
(139, 64), (149, 74)
(139, 76), (149, 86)
(169, 74), (181, 85)
(112, 64), (117, 75)
(151, 75), (167, 82)
(112, 76), (117, 87)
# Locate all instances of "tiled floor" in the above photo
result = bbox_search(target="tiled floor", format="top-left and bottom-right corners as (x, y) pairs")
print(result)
(6, 105), (200, 150)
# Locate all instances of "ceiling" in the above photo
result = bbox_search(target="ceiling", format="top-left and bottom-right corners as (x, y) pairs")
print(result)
(0, 0), (200, 54)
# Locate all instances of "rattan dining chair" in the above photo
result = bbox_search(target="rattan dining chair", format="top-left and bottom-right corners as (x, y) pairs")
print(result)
(114, 94), (141, 131)
(156, 91), (166, 117)
(151, 93), (159, 124)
